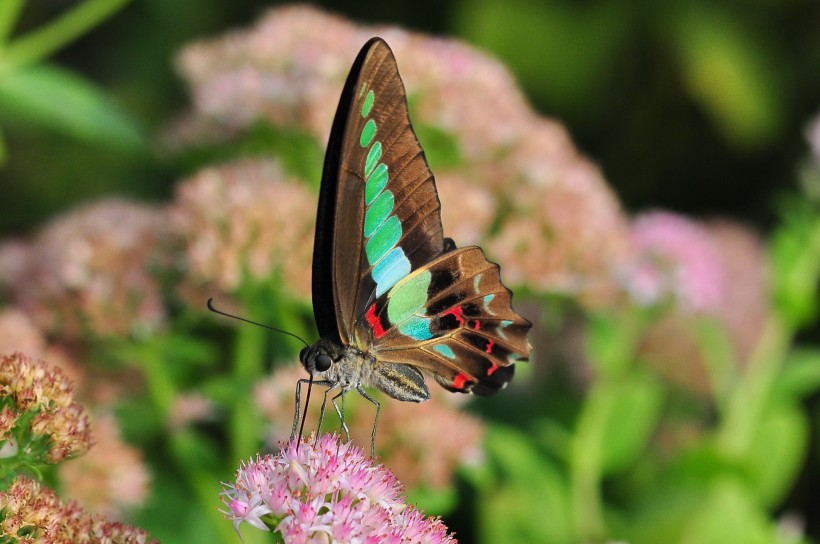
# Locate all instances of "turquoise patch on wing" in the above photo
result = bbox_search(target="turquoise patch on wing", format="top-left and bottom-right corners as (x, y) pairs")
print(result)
(498, 320), (512, 339)
(433, 345), (456, 359)
(372, 247), (411, 297)
(483, 294), (496, 313)
(387, 270), (431, 324)
(398, 316), (433, 341)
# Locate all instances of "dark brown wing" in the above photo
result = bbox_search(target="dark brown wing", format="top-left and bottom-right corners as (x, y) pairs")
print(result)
(313, 37), (445, 344)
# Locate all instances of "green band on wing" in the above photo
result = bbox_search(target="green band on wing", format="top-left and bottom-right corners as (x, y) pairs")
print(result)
(387, 270), (431, 324)
(365, 163), (389, 205)
(366, 215), (401, 264)
(364, 190), (394, 238)
(361, 89), (375, 117)
(360, 119), (377, 148)
(365, 141), (382, 179)
(372, 246), (411, 297)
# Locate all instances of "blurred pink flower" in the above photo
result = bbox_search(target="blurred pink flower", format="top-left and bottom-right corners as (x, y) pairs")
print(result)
(170, 158), (315, 304)
(487, 121), (631, 306)
(222, 433), (457, 543)
(436, 174), (498, 246)
(705, 220), (770, 361)
(634, 217), (771, 394)
(6, 199), (170, 339)
(59, 413), (151, 520)
(625, 211), (727, 314)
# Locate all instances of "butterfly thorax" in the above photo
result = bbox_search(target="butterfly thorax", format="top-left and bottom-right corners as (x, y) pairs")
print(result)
(299, 335), (431, 402)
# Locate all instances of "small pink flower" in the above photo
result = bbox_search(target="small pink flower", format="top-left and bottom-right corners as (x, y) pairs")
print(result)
(625, 211), (727, 314)
(221, 434), (457, 543)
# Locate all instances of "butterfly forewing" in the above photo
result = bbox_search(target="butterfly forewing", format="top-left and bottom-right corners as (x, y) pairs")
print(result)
(315, 38), (446, 345)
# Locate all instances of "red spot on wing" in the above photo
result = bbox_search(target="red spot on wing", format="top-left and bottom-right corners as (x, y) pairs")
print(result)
(485, 339), (495, 354)
(366, 303), (386, 338)
(473, 320), (481, 330)
(443, 306), (465, 327)
(453, 372), (470, 390)
(487, 361), (499, 375)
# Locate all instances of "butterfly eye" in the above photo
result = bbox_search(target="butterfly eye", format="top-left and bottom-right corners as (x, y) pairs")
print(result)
(315, 353), (333, 372)
(299, 347), (308, 363)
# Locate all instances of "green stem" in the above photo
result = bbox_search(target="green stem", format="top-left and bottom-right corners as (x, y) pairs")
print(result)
(138, 343), (235, 544)
(169, 431), (238, 544)
(229, 301), (266, 464)
(0, 0), (131, 71)
(0, 0), (26, 45)
(717, 216), (820, 458)
(569, 382), (612, 540)
(693, 316), (739, 413)
(716, 315), (788, 458)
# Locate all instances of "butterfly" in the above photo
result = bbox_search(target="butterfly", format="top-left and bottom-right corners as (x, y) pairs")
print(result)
(293, 37), (532, 451)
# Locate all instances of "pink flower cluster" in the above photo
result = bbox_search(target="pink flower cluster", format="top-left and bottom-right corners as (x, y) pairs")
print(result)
(625, 211), (728, 314)
(222, 433), (457, 543)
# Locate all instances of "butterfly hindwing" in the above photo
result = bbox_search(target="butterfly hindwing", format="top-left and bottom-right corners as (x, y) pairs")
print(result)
(360, 247), (531, 395)
(314, 37), (445, 344)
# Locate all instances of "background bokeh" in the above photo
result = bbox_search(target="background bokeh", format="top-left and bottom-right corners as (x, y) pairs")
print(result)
(3, 0), (820, 233)
(2, 1), (820, 543)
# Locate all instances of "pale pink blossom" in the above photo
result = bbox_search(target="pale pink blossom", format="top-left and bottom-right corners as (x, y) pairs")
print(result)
(222, 433), (457, 543)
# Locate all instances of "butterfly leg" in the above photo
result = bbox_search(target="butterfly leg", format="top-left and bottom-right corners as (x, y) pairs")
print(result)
(330, 390), (351, 442)
(356, 386), (380, 458)
(316, 383), (340, 436)
(291, 378), (334, 441)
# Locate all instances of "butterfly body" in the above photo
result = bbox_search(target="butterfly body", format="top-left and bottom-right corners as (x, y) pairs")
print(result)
(298, 37), (531, 428)
(300, 336), (430, 402)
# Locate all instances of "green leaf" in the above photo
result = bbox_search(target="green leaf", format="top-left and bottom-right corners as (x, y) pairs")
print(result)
(600, 375), (664, 474)
(745, 401), (807, 506)
(405, 485), (458, 516)
(771, 202), (820, 328)
(0, 63), (144, 150)
(671, 4), (784, 148)
(480, 424), (574, 544)
(683, 478), (776, 544)
(775, 349), (820, 401)
(453, 0), (631, 117)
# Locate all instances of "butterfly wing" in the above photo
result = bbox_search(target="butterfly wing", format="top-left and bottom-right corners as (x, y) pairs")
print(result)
(314, 37), (445, 344)
(316, 37), (530, 396)
(362, 247), (531, 395)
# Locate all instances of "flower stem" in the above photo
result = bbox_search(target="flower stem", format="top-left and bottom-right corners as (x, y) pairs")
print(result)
(135, 341), (235, 544)
(229, 292), (267, 464)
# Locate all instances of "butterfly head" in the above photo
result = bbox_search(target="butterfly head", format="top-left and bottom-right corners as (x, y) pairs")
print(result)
(299, 337), (346, 377)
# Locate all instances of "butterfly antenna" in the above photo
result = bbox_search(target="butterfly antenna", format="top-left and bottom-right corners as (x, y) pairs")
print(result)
(297, 374), (315, 449)
(206, 298), (309, 348)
